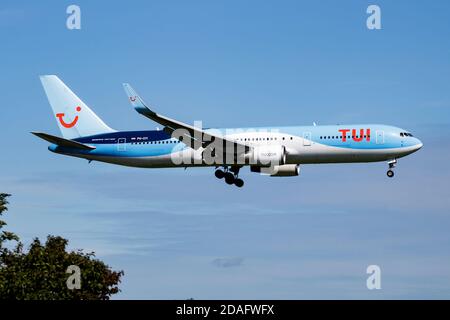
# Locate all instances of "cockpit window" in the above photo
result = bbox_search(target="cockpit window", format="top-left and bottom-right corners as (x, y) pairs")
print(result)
(400, 132), (414, 137)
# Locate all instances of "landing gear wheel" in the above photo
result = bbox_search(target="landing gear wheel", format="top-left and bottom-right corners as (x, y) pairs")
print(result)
(387, 170), (394, 178)
(215, 169), (225, 179)
(234, 178), (244, 188)
(224, 172), (235, 185)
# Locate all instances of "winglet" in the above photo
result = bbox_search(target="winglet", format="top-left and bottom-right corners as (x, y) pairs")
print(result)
(122, 83), (156, 116)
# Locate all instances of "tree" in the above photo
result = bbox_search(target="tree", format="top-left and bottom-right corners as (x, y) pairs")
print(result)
(0, 193), (124, 300)
(0, 193), (19, 261)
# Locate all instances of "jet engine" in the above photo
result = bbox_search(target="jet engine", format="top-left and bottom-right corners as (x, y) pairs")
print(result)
(249, 145), (286, 166)
(250, 164), (300, 176)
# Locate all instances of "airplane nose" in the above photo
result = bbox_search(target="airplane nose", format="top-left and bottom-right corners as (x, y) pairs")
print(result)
(413, 138), (423, 151)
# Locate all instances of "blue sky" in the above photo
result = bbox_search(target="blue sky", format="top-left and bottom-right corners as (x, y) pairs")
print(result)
(1, 0), (450, 298)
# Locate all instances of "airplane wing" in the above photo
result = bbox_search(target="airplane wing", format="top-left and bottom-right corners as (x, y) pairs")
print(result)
(31, 132), (96, 150)
(122, 83), (251, 155)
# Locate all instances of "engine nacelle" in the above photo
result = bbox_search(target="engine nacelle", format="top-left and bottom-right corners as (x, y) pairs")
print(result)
(251, 164), (300, 176)
(270, 164), (300, 177)
(249, 145), (286, 166)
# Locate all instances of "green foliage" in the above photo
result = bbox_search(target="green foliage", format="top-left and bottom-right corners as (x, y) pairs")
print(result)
(0, 193), (18, 259)
(0, 193), (10, 215)
(0, 193), (124, 300)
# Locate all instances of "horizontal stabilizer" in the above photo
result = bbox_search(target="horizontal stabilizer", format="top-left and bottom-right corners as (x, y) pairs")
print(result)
(31, 132), (96, 150)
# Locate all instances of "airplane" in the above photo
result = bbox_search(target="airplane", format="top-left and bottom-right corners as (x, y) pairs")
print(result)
(33, 75), (423, 188)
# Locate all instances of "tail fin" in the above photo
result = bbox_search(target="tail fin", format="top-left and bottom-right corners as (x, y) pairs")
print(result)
(40, 75), (115, 139)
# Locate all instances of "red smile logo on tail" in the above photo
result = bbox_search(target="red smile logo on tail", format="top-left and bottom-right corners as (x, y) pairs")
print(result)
(56, 106), (81, 128)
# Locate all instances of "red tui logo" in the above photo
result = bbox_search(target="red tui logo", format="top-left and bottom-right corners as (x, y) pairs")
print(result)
(338, 128), (371, 142)
(56, 106), (81, 128)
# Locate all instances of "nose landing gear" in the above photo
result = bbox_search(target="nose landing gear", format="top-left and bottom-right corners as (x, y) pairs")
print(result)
(215, 166), (244, 187)
(386, 159), (397, 178)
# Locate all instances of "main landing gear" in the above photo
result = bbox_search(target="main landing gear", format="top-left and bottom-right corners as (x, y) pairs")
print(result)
(215, 166), (244, 188)
(386, 159), (397, 178)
